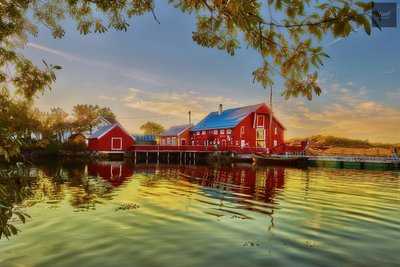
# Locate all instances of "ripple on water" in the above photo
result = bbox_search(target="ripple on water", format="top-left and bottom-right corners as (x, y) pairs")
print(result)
(0, 164), (399, 267)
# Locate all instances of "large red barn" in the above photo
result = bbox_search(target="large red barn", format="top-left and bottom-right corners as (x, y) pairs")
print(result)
(88, 123), (134, 153)
(190, 103), (285, 152)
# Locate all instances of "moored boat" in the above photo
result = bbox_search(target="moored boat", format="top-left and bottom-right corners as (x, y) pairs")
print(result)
(253, 153), (309, 167)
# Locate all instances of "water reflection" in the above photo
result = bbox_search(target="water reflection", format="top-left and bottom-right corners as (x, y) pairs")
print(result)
(0, 161), (286, 239)
(88, 161), (134, 187)
(1, 162), (399, 266)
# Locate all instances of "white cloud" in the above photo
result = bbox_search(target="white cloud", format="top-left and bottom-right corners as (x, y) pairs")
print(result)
(27, 42), (163, 86)
(98, 95), (117, 101)
(383, 68), (396, 75)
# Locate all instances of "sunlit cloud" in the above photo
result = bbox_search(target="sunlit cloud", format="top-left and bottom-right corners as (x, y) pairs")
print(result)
(121, 87), (240, 122)
(276, 83), (400, 143)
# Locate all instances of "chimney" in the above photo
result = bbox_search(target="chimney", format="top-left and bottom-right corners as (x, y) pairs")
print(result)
(188, 110), (192, 125)
(218, 104), (223, 115)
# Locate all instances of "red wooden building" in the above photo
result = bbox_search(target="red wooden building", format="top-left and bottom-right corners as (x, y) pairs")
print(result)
(190, 103), (285, 152)
(88, 123), (134, 152)
(160, 124), (192, 146)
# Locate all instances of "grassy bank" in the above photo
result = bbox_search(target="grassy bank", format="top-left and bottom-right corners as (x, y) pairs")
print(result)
(288, 135), (400, 157)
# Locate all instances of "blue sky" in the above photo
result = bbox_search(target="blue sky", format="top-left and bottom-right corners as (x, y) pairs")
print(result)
(24, 2), (400, 143)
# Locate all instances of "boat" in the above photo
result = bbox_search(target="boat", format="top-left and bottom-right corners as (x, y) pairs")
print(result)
(253, 153), (309, 167)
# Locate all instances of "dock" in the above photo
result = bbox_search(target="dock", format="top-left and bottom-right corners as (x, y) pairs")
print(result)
(126, 145), (400, 170)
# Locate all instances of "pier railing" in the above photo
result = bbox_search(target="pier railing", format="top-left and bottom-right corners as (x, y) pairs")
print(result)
(273, 154), (399, 163)
(130, 145), (269, 154)
(306, 155), (399, 163)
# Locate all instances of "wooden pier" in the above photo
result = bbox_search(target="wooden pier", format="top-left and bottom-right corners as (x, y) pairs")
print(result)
(124, 145), (400, 170)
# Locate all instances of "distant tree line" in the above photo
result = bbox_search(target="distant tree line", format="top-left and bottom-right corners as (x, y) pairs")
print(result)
(0, 99), (116, 160)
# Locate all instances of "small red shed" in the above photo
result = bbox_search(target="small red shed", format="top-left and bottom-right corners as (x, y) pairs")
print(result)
(88, 123), (134, 152)
(160, 124), (192, 146)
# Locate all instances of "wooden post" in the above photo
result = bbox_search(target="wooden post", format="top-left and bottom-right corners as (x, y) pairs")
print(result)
(157, 151), (159, 164)
(180, 152), (182, 165)
(194, 152), (196, 165)
(134, 151), (137, 164)
(167, 152), (170, 164)
(146, 152), (149, 164)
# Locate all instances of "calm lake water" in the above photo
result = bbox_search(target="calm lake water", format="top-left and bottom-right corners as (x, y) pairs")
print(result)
(0, 161), (399, 267)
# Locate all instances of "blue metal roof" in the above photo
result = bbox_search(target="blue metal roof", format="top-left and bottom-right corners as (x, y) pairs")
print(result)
(161, 124), (192, 136)
(89, 124), (117, 139)
(133, 135), (157, 142)
(192, 103), (264, 131)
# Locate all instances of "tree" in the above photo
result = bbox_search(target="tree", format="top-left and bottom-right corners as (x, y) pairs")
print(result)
(72, 104), (116, 134)
(0, 0), (376, 158)
(72, 104), (100, 134)
(0, 89), (42, 159)
(98, 107), (117, 124)
(140, 122), (164, 135)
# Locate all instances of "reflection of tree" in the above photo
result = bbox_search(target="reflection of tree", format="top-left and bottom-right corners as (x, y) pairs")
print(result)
(67, 162), (114, 211)
(0, 167), (35, 239)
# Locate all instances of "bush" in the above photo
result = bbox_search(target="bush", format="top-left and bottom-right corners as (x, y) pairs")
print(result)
(62, 140), (87, 152)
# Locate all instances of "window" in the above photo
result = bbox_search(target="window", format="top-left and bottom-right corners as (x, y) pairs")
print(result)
(256, 128), (265, 140)
(213, 130), (218, 135)
(227, 129), (232, 135)
(196, 131), (200, 135)
(274, 140), (278, 147)
(257, 115), (264, 127)
(220, 129), (225, 134)
(111, 137), (122, 150)
(240, 126), (245, 136)
(274, 127), (278, 135)
(167, 137), (171, 145)
(172, 137), (177, 145)
(202, 131), (206, 135)
(256, 128), (265, 148)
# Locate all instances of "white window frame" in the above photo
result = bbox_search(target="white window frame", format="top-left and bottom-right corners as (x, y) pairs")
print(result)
(220, 129), (225, 134)
(111, 137), (123, 150)
(274, 140), (278, 147)
(227, 129), (232, 135)
(274, 127), (278, 135)
(202, 131), (206, 135)
(213, 130), (218, 135)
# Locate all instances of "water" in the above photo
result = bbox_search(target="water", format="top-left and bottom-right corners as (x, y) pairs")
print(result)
(0, 161), (399, 267)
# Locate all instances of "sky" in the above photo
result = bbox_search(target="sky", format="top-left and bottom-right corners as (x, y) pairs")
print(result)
(23, 2), (400, 143)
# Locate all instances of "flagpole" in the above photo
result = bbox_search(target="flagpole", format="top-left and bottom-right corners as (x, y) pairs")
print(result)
(269, 85), (273, 153)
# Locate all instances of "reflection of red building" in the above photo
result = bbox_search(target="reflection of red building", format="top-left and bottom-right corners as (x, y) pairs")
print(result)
(88, 162), (134, 187)
(178, 165), (285, 203)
